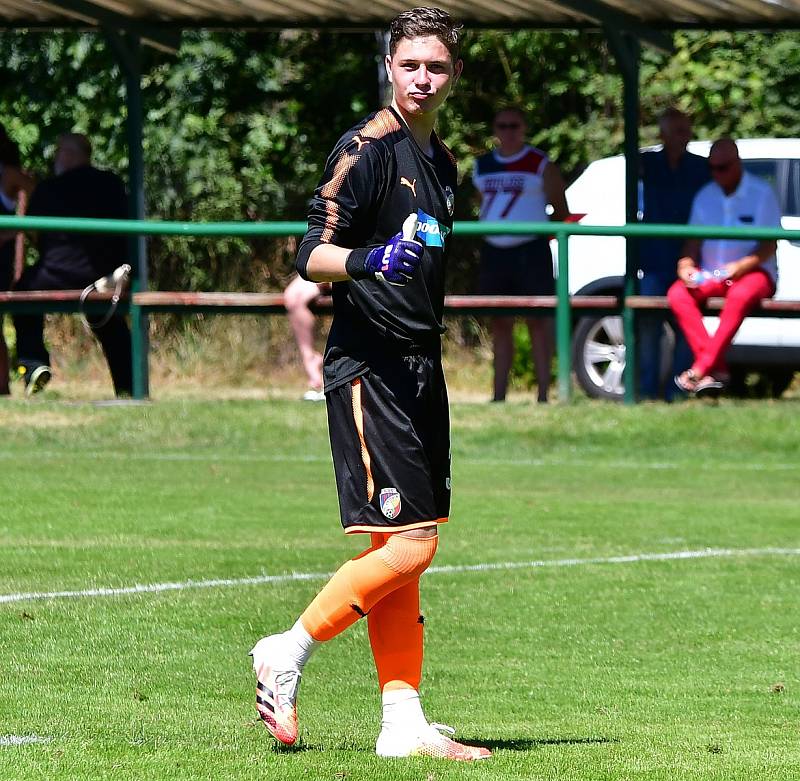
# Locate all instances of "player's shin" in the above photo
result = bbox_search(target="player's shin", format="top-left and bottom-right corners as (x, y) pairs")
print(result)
(300, 534), (437, 641)
(369, 579), (429, 732)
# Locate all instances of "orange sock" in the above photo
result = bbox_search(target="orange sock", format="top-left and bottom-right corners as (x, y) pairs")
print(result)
(368, 577), (424, 692)
(300, 533), (437, 642)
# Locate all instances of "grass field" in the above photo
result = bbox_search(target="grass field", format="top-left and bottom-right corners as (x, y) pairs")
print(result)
(1, 396), (799, 780)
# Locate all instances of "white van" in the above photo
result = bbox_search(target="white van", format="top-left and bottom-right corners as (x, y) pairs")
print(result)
(562, 139), (800, 399)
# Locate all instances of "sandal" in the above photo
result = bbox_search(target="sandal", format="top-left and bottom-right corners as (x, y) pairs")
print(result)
(675, 369), (727, 397)
(674, 369), (700, 394)
(694, 374), (726, 397)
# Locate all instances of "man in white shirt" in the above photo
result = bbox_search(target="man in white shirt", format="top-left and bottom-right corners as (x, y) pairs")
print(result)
(669, 138), (780, 396)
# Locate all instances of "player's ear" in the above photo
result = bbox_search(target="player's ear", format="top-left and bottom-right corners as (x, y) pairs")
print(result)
(385, 54), (393, 83)
(452, 59), (463, 84)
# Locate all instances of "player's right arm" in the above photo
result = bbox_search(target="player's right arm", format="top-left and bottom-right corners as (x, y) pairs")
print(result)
(304, 244), (351, 282)
(296, 139), (422, 286)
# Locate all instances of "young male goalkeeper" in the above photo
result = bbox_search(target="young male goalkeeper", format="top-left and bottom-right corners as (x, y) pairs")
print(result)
(249, 7), (490, 761)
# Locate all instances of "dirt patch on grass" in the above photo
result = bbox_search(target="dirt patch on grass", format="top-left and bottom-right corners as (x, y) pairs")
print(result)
(0, 408), (93, 430)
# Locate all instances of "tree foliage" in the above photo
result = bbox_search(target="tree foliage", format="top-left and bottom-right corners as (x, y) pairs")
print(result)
(2, 27), (800, 294)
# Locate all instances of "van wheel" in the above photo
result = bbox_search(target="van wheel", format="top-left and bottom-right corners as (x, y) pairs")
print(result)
(572, 315), (626, 400)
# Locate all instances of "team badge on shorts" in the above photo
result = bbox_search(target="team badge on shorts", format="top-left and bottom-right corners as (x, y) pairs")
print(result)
(445, 186), (455, 216)
(379, 487), (402, 519)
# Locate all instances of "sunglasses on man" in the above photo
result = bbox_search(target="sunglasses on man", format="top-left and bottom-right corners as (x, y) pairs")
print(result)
(494, 122), (522, 130)
(709, 160), (735, 173)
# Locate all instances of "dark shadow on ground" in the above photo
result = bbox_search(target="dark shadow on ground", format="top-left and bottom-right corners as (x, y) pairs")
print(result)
(465, 736), (618, 751)
(268, 736), (619, 753)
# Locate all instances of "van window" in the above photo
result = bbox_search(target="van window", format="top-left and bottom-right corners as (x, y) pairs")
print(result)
(787, 161), (800, 217)
(743, 159), (794, 215)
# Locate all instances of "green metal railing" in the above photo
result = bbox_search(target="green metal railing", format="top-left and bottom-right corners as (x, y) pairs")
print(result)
(2, 215), (798, 402)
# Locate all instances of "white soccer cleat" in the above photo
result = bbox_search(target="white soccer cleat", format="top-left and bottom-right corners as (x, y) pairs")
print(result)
(249, 634), (301, 745)
(376, 722), (492, 761)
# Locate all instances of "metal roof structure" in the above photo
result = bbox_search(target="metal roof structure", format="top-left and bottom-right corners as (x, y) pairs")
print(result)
(3, 0), (800, 31)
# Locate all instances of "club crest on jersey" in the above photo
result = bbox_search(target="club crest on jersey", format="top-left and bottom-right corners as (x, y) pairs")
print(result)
(414, 209), (451, 248)
(379, 488), (402, 519)
(445, 186), (455, 216)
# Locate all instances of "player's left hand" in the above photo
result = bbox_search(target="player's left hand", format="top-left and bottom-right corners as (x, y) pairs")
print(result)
(363, 231), (423, 286)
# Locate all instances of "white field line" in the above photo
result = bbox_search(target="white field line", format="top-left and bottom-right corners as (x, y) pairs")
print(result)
(0, 735), (52, 746)
(0, 449), (797, 472)
(2, 547), (799, 606)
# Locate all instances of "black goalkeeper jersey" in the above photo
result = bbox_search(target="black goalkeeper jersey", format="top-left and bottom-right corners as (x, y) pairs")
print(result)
(296, 106), (457, 391)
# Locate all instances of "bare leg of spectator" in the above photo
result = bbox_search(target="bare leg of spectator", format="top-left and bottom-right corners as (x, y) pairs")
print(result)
(491, 316), (514, 402)
(526, 316), (553, 403)
(284, 275), (324, 395)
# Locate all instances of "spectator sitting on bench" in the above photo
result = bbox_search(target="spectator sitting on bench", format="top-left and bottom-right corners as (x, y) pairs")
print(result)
(13, 133), (132, 397)
(670, 138), (781, 397)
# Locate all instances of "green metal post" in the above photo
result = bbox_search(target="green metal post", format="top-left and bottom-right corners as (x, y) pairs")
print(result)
(107, 28), (149, 399)
(622, 37), (640, 405)
(123, 35), (149, 399)
(556, 230), (571, 402)
(607, 27), (640, 405)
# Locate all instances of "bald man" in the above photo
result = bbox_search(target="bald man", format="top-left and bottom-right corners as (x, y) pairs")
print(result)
(669, 138), (781, 396)
(13, 133), (132, 396)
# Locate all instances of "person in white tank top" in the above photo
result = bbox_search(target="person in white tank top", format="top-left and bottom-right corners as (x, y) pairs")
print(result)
(473, 107), (570, 402)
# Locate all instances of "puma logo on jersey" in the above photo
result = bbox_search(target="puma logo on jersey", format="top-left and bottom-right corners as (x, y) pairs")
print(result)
(352, 135), (370, 151)
(400, 177), (417, 197)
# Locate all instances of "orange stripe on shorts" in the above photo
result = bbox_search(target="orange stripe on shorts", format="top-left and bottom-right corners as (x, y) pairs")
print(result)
(351, 378), (374, 502)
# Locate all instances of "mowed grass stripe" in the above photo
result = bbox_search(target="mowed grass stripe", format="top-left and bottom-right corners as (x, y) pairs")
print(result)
(1, 447), (798, 472)
(2, 547), (800, 605)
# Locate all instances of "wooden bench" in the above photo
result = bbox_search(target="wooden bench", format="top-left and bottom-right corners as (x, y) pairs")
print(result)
(131, 292), (621, 316)
(0, 289), (129, 314)
(626, 295), (800, 317)
(3, 290), (800, 318)
(3, 290), (799, 318)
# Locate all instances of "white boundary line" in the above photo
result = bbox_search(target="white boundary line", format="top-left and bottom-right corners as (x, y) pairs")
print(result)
(0, 735), (52, 746)
(2, 547), (799, 606)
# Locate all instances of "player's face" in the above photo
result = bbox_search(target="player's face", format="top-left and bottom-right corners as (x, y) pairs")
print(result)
(386, 36), (462, 118)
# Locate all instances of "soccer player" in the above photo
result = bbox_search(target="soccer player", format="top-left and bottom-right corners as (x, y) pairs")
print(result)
(250, 7), (490, 761)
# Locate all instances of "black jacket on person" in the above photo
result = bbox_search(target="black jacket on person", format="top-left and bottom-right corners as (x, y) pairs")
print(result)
(27, 164), (128, 285)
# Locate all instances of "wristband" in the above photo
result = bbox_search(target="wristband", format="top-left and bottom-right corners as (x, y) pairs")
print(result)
(345, 248), (371, 281)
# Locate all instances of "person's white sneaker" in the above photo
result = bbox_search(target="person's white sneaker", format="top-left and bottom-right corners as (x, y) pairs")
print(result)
(376, 722), (491, 761)
(302, 388), (325, 402)
(249, 634), (301, 745)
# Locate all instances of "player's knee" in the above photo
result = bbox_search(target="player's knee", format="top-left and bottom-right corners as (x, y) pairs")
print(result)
(378, 534), (438, 577)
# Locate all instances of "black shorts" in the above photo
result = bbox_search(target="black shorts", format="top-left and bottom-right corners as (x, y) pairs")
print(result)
(479, 238), (555, 296)
(326, 354), (450, 534)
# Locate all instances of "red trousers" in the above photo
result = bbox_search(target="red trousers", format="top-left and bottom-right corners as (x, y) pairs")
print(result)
(666, 269), (775, 377)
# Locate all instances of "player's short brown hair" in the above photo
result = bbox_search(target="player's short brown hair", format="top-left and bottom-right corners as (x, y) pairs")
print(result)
(389, 7), (463, 61)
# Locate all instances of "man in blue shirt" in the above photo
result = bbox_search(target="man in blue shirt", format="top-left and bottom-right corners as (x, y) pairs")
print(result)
(638, 108), (710, 400)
